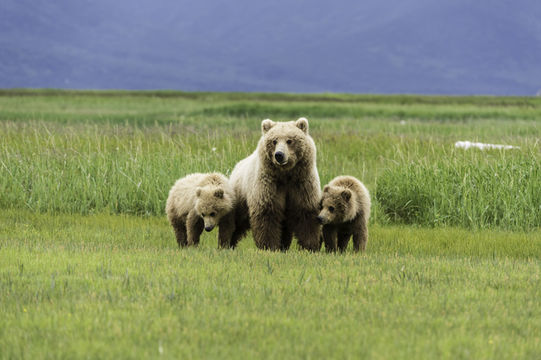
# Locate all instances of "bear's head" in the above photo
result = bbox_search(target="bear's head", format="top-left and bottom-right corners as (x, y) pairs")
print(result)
(195, 186), (233, 232)
(317, 185), (353, 225)
(260, 117), (312, 171)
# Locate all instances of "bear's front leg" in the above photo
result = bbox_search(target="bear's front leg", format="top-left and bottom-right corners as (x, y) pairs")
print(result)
(230, 218), (250, 249)
(280, 222), (294, 251)
(186, 209), (204, 246)
(289, 176), (322, 251)
(250, 206), (283, 251)
(322, 225), (338, 252)
(294, 212), (322, 251)
(229, 201), (250, 249)
(217, 211), (236, 249)
(249, 181), (285, 251)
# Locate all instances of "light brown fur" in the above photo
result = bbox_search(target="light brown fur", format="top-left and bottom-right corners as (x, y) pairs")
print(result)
(229, 118), (322, 251)
(317, 175), (371, 252)
(165, 173), (236, 248)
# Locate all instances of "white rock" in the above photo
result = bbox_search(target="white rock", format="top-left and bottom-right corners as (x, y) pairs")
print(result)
(454, 141), (519, 150)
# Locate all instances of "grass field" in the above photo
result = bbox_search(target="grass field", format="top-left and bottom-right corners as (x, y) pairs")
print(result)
(1, 90), (540, 359)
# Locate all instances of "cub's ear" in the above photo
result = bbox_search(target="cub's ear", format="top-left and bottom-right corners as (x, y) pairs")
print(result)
(261, 119), (275, 134)
(323, 185), (330, 193)
(214, 189), (224, 198)
(196, 187), (202, 197)
(341, 189), (352, 202)
(295, 117), (308, 134)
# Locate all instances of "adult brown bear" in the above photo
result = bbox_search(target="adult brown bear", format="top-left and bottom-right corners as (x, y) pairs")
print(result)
(229, 118), (321, 251)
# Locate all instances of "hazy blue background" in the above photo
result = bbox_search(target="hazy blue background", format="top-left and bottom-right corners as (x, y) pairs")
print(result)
(1, 0), (541, 95)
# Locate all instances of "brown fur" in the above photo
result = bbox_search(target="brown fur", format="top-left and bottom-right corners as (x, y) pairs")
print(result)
(229, 118), (322, 251)
(165, 173), (236, 248)
(317, 176), (371, 252)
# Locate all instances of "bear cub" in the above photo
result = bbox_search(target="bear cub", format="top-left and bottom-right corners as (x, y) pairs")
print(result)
(317, 175), (371, 252)
(166, 173), (235, 248)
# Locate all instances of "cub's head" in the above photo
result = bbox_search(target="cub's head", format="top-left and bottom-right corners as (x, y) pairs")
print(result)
(260, 117), (311, 171)
(195, 186), (233, 232)
(317, 185), (352, 225)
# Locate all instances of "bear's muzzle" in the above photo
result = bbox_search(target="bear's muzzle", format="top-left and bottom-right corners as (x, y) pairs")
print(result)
(274, 151), (286, 164)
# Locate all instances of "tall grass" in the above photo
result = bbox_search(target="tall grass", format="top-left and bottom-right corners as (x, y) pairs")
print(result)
(1, 91), (540, 230)
(376, 145), (541, 230)
(0, 122), (253, 215)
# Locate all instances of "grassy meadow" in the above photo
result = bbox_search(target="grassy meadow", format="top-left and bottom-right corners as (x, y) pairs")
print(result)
(0, 90), (540, 359)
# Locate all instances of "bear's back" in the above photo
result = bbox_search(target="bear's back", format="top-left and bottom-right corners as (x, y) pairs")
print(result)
(199, 172), (228, 188)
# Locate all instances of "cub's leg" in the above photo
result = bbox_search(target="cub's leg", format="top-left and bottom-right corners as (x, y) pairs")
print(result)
(322, 225), (338, 253)
(352, 217), (368, 252)
(171, 217), (187, 247)
(217, 212), (235, 249)
(186, 209), (204, 246)
(337, 229), (352, 252)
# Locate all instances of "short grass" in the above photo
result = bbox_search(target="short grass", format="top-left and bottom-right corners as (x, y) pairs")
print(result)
(1, 90), (540, 359)
(1, 210), (540, 359)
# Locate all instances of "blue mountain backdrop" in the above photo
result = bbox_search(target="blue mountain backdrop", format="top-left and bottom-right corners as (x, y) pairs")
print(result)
(1, 0), (541, 95)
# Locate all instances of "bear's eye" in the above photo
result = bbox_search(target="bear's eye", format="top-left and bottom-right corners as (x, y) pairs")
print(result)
(328, 206), (335, 213)
(210, 212), (216, 217)
(272, 140), (277, 145)
(286, 139), (293, 145)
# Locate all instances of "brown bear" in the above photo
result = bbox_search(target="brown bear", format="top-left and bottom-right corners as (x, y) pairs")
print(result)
(317, 175), (371, 252)
(229, 117), (322, 251)
(165, 173), (236, 248)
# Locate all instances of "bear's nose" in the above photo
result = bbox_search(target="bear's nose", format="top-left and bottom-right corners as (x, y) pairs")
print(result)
(316, 215), (325, 224)
(205, 225), (214, 232)
(274, 151), (285, 163)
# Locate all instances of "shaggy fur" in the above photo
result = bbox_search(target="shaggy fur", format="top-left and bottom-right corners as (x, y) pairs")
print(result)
(229, 118), (322, 251)
(165, 173), (236, 248)
(317, 175), (371, 252)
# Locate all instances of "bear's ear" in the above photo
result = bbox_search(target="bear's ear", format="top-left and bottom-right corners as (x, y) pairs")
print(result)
(341, 189), (352, 202)
(196, 187), (202, 197)
(323, 185), (330, 193)
(214, 189), (224, 199)
(261, 119), (275, 134)
(295, 117), (308, 134)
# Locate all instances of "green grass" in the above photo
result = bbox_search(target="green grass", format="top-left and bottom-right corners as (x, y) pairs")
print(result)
(1, 210), (540, 359)
(1, 90), (540, 226)
(1, 90), (540, 359)
(377, 145), (541, 230)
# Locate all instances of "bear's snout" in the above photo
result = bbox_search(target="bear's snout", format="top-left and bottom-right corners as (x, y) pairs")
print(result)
(274, 151), (286, 164)
(205, 225), (215, 232)
(316, 215), (326, 224)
